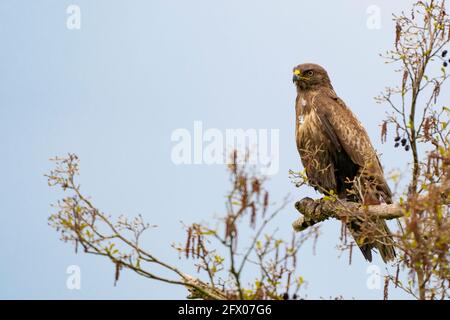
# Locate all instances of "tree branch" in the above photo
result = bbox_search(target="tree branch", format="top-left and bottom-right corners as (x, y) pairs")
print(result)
(292, 197), (404, 232)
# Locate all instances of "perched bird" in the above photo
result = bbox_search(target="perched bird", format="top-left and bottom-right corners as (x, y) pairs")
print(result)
(292, 63), (395, 263)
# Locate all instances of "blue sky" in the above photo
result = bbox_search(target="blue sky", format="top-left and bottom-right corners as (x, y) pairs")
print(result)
(0, 0), (438, 299)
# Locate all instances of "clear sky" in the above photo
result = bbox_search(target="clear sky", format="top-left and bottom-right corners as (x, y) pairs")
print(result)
(0, 0), (440, 299)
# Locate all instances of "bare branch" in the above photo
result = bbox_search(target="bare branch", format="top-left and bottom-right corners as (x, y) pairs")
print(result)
(292, 197), (404, 232)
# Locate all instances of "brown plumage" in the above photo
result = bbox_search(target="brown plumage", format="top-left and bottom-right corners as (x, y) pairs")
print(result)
(292, 63), (395, 263)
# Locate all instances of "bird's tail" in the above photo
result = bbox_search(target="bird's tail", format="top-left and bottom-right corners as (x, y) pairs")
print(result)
(375, 220), (396, 263)
(348, 220), (396, 263)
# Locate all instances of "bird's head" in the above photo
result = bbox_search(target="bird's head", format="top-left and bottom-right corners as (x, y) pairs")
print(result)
(292, 63), (332, 90)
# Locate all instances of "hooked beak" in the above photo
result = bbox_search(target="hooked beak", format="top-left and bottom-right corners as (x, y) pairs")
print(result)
(292, 69), (301, 83)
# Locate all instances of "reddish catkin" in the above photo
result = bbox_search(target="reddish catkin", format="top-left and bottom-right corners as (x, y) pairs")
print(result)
(395, 22), (402, 48)
(191, 232), (196, 259)
(340, 222), (348, 242)
(395, 264), (400, 288)
(402, 69), (408, 93)
(263, 192), (269, 214)
(231, 150), (238, 175)
(424, 117), (431, 141)
(196, 234), (201, 258)
(114, 261), (122, 287)
(185, 227), (192, 259)
(286, 272), (291, 291)
(433, 82), (441, 103)
(250, 202), (256, 228)
(252, 178), (260, 195)
(381, 121), (388, 143)
(434, 155), (440, 176)
(225, 216), (232, 239)
(241, 176), (248, 207)
(383, 277), (389, 300)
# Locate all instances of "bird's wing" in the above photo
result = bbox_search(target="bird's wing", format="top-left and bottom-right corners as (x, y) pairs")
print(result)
(312, 88), (392, 203)
(312, 89), (373, 166)
(316, 108), (342, 153)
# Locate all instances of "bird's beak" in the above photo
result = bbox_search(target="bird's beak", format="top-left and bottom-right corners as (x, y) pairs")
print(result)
(292, 69), (301, 83)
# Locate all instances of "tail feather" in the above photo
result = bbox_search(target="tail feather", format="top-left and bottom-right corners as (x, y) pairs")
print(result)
(347, 188), (396, 263)
(375, 220), (396, 263)
(358, 244), (373, 262)
(348, 220), (396, 263)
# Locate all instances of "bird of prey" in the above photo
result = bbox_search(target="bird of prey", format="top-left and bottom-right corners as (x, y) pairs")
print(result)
(292, 63), (395, 263)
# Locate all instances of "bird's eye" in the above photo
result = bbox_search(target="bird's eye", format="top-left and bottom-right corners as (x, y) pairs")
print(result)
(306, 70), (314, 77)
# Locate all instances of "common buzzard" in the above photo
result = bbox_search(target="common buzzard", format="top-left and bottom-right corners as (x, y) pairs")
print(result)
(292, 63), (395, 263)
